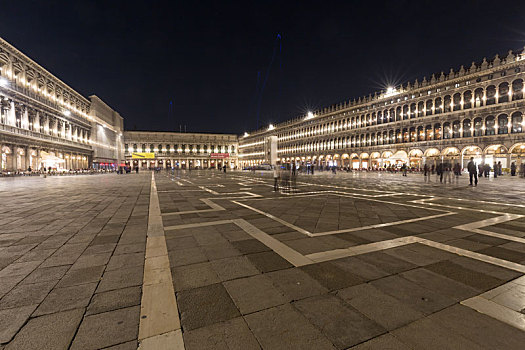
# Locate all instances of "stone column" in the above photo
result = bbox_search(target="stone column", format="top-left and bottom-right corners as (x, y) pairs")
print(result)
(8, 101), (16, 126)
(22, 107), (29, 129)
(12, 145), (17, 171)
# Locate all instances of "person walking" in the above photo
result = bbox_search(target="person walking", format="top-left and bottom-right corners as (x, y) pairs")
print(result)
(493, 162), (498, 178)
(273, 166), (279, 192)
(401, 163), (407, 177)
(497, 161), (503, 176)
(511, 162), (517, 176)
(423, 164), (430, 182)
(443, 162), (452, 184)
(467, 157), (478, 186)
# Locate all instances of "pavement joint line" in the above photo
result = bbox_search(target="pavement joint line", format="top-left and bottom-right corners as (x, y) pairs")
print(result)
(309, 212), (455, 237)
(138, 172), (185, 349)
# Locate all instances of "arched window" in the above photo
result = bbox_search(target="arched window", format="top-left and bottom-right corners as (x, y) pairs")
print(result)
(443, 122), (451, 139)
(511, 112), (522, 133)
(388, 130), (394, 144)
(396, 106), (402, 121)
(377, 111), (383, 124)
(417, 126), (424, 141)
(497, 114), (508, 134)
(133, 144), (138, 152)
(402, 128), (408, 142)
(498, 82), (509, 103)
(402, 105), (409, 120)
(434, 123), (441, 140)
(453, 93), (461, 111)
(463, 119), (472, 137)
(417, 101), (424, 117)
(410, 103), (416, 118)
(426, 100), (433, 116)
(486, 85), (496, 105)
(463, 90), (472, 109)
(389, 108), (395, 122)
(485, 117), (495, 135)
(444, 95), (452, 113)
(512, 79), (523, 100)
(473, 117), (483, 136)
(452, 121), (461, 138)
(425, 125), (433, 141)
(395, 129), (401, 143)
(474, 88), (484, 107)
(409, 127), (416, 142)
(434, 97), (442, 114)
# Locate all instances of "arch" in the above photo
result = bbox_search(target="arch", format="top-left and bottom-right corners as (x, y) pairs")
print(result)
(461, 145), (482, 155)
(483, 144), (509, 155)
(424, 148), (440, 157)
(486, 85), (497, 105)
(498, 82), (510, 103)
(360, 152), (369, 159)
(511, 111), (523, 133)
(381, 151), (393, 158)
(442, 147), (460, 156)
(408, 149), (423, 158)
(370, 152), (381, 159)
(342, 153), (350, 159)
(509, 143), (525, 154)
(512, 79), (524, 100)
(463, 90), (472, 109)
(497, 114), (509, 134)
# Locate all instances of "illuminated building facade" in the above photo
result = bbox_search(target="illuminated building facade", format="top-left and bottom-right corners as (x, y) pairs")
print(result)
(0, 37), (123, 173)
(239, 49), (525, 170)
(123, 131), (238, 169)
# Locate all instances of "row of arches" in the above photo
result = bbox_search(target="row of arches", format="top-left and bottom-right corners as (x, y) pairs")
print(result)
(278, 79), (525, 141)
(278, 112), (524, 154)
(276, 143), (525, 170)
(126, 143), (236, 154)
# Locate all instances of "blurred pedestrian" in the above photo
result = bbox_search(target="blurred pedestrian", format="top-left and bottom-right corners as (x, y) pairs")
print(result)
(467, 157), (478, 186)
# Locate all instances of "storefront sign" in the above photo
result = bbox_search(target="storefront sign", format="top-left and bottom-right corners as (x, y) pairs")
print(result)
(210, 153), (229, 159)
(131, 152), (155, 159)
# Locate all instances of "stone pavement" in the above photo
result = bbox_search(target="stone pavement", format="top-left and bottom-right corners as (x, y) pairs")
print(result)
(1, 170), (525, 349)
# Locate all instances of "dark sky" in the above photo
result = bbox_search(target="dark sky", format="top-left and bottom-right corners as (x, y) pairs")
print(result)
(2, 0), (525, 134)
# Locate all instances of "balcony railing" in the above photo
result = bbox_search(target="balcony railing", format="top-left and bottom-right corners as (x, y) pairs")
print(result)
(0, 123), (92, 150)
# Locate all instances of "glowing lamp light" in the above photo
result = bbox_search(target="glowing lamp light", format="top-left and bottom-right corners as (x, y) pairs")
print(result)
(268, 124), (275, 131)
(305, 111), (315, 120)
(63, 110), (71, 117)
(0, 77), (8, 87)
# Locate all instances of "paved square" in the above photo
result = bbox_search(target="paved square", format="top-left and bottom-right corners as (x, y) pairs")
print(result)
(1, 170), (525, 349)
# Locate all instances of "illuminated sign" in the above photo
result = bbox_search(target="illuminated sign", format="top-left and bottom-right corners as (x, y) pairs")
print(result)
(131, 152), (155, 159)
(210, 153), (229, 159)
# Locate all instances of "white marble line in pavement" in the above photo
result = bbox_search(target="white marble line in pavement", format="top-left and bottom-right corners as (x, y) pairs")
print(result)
(138, 172), (184, 350)
(233, 192), (451, 238)
(461, 275), (525, 331)
(232, 219), (314, 267)
(232, 200), (312, 236)
(305, 236), (425, 263)
(418, 238), (525, 273)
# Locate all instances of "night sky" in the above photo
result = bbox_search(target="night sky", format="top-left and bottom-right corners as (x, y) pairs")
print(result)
(2, 1), (525, 134)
